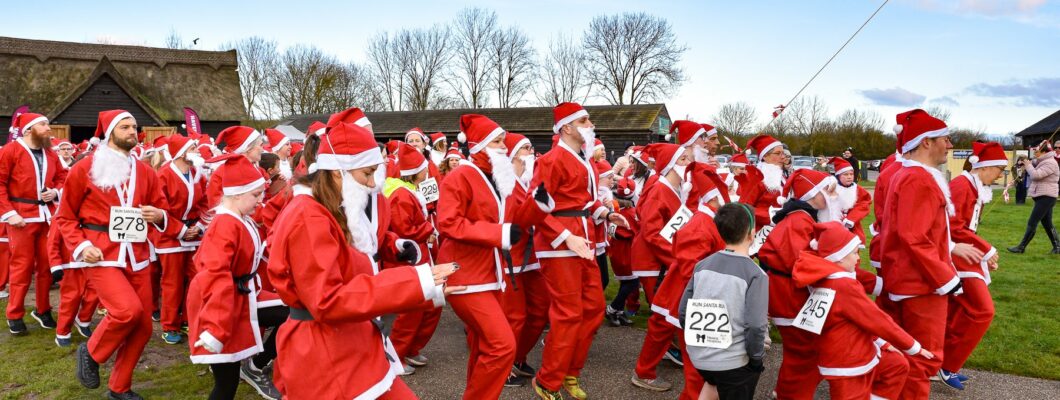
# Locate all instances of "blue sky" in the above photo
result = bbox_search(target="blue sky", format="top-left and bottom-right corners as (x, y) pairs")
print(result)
(8, 0), (1060, 134)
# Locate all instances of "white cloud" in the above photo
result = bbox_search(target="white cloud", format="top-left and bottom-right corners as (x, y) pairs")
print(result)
(858, 87), (926, 106)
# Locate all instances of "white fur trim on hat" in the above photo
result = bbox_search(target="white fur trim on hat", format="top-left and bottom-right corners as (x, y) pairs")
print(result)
(901, 127), (948, 154)
(400, 159), (429, 177)
(314, 148), (385, 171)
(104, 112), (133, 140)
(972, 159), (1007, 169)
(835, 166), (853, 175)
(893, 125), (903, 134)
(508, 138), (531, 161)
(23, 116), (48, 133)
(799, 175), (836, 202)
(457, 132), (467, 143)
(759, 141), (783, 160)
(704, 127), (718, 138)
(553, 109), (589, 133)
(222, 177), (266, 196)
(174, 139), (198, 159)
(232, 130), (263, 155)
(468, 127), (505, 155)
(354, 117), (371, 128)
(825, 237), (862, 262)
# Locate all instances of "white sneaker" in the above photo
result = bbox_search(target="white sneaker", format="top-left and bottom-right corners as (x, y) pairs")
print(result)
(399, 364), (416, 376)
(0, 289), (7, 299)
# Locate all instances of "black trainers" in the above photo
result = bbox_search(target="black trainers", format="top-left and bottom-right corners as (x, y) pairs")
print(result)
(240, 359), (281, 400)
(76, 343), (101, 389)
(605, 305), (622, 327)
(31, 310), (57, 329)
(151, 310), (161, 322)
(505, 371), (528, 387)
(8, 319), (27, 336)
(55, 335), (72, 347)
(107, 390), (144, 400)
(76, 324), (94, 338)
(513, 362), (536, 378)
(617, 312), (634, 326)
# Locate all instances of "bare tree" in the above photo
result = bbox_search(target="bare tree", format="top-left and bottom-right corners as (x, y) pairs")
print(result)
(393, 25), (454, 110)
(366, 32), (405, 111)
(270, 45), (344, 115)
(221, 37), (280, 119)
(834, 109), (884, 132)
(452, 7), (498, 108)
(582, 12), (687, 104)
(711, 102), (758, 136)
(923, 105), (952, 123)
(490, 26), (536, 108)
(785, 96), (829, 136)
(326, 62), (383, 112)
(163, 28), (187, 49)
(536, 34), (588, 106)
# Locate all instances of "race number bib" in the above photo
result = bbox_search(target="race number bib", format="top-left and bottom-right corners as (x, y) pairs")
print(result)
(969, 202), (982, 232)
(109, 206), (147, 243)
(748, 225), (773, 256)
(684, 299), (732, 348)
(418, 178), (439, 203)
(793, 288), (836, 334)
(659, 206), (693, 243)
(607, 223), (617, 238)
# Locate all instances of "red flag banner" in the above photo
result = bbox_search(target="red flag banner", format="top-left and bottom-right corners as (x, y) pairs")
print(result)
(183, 107), (202, 136)
(724, 136), (741, 153)
(771, 104), (786, 119)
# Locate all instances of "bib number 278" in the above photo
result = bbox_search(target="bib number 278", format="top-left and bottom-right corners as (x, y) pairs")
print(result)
(109, 206), (147, 243)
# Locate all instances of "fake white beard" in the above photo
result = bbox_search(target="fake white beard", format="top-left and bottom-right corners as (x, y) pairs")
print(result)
(758, 162), (785, 193)
(970, 172), (993, 204)
(488, 149), (516, 199)
(278, 159), (293, 180)
(578, 127), (596, 158)
(693, 146), (712, 164)
(430, 150), (445, 166)
(598, 186), (614, 203)
(518, 155), (535, 186)
(187, 153), (205, 168)
(818, 193), (846, 223)
(340, 171), (378, 256)
(835, 183), (858, 211)
(90, 145), (133, 191)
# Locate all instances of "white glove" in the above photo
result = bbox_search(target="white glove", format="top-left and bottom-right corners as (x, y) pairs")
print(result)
(194, 338), (222, 354)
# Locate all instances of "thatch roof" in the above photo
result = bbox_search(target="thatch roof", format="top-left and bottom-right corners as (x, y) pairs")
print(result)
(278, 104), (670, 136)
(1015, 109), (1060, 138)
(0, 36), (245, 123)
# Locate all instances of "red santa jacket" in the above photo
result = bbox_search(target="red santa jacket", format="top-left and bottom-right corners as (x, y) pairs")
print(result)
(0, 138), (67, 223)
(187, 208), (274, 364)
(267, 193), (443, 399)
(631, 178), (682, 276)
(154, 162), (208, 253)
(880, 160), (960, 300)
(837, 183), (872, 243)
(53, 149), (171, 271)
(792, 252), (921, 377)
(608, 203), (638, 280)
(949, 171), (996, 284)
(738, 165), (782, 229)
(758, 204), (816, 325)
(652, 205), (725, 327)
(529, 141), (607, 259)
(384, 182), (434, 267)
(505, 181), (540, 274)
(869, 159), (902, 268)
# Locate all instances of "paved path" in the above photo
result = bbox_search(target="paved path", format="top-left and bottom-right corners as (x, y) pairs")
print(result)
(403, 307), (1059, 399)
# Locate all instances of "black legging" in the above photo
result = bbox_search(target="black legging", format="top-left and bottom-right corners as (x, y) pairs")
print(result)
(596, 253), (610, 292)
(609, 279), (640, 311)
(1018, 196), (1057, 246)
(209, 362), (241, 400)
(207, 305), (289, 400)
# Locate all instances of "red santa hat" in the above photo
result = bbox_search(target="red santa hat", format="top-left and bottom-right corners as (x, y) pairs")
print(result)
(327, 107), (371, 129)
(49, 137), (60, 149)
(615, 176), (637, 199)
(701, 123), (719, 138)
(595, 159), (614, 179)
(404, 127), (427, 143)
(198, 144), (215, 160)
(308, 121), (326, 136)
(396, 143), (428, 177)
(645, 143), (683, 176)
(215, 126), (263, 155)
(550, 134), (560, 149)
(313, 122), (384, 173)
(166, 134), (198, 160)
(894, 109), (948, 154)
(459, 114), (505, 155)
(594, 138), (605, 152)
(430, 132), (446, 146)
(54, 138), (72, 150)
(829, 157), (853, 175)
(504, 132), (531, 161)
(628, 145), (648, 165)
(94, 109), (134, 140)
(684, 162), (730, 207)
(810, 222), (861, 262)
(291, 141), (304, 156)
(210, 153), (267, 196)
(969, 141), (1008, 169)
(783, 169), (835, 202)
(444, 148), (464, 161)
(552, 102), (589, 134)
(745, 134), (783, 160)
(666, 120), (711, 147)
(17, 112), (49, 135)
(729, 153), (749, 168)
(264, 128), (290, 152)
(385, 140), (401, 156)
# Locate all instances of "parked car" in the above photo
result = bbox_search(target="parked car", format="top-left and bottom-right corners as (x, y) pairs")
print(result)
(792, 156), (815, 171)
(714, 154), (731, 165)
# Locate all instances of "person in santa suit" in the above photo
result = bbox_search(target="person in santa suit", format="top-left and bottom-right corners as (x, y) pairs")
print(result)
(792, 222), (934, 400)
(827, 157), (872, 244)
(54, 110), (171, 400)
(205, 126), (266, 208)
(0, 221), (8, 300)
(667, 120), (720, 165)
(726, 152), (750, 202)
(938, 141), (1006, 389)
(438, 148), (464, 179)
(867, 141), (904, 307)
(153, 134), (208, 345)
(263, 128), (293, 181)
(740, 135), (787, 229)
(591, 138), (606, 162)
(437, 114), (552, 398)
(56, 139), (76, 169)
(428, 132), (448, 166)
(404, 127), (444, 184)
(497, 132), (553, 386)
(624, 146), (653, 204)
(0, 112), (67, 335)
(879, 108), (985, 399)
(632, 162), (728, 397)
(593, 159), (616, 291)
(293, 121), (325, 179)
(631, 143), (689, 304)
(267, 121), (457, 399)
(529, 102), (629, 400)
(604, 176), (640, 326)
(383, 143), (443, 376)
(50, 214), (100, 347)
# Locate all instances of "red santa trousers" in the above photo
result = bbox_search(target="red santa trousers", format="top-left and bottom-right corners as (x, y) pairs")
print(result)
(56, 268), (99, 338)
(5, 223), (52, 319)
(826, 349), (909, 400)
(449, 290), (516, 400)
(158, 252), (197, 332)
(774, 325), (822, 400)
(86, 266), (153, 393)
(149, 260), (162, 313)
(0, 240), (8, 290)
(634, 312), (677, 380)
(379, 377), (417, 400)
(536, 257), (605, 391)
(943, 278), (994, 372)
(637, 276), (659, 306)
(886, 294), (946, 400)
(499, 269), (551, 364)
(390, 306), (442, 361)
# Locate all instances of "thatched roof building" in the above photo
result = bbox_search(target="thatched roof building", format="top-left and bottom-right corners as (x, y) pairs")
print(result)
(0, 36), (245, 143)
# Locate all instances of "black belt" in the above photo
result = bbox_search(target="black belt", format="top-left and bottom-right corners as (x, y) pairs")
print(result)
(10, 196), (46, 205)
(233, 272), (257, 294)
(758, 260), (792, 278)
(181, 219), (198, 227)
(289, 307), (314, 321)
(81, 223), (109, 233)
(552, 209), (590, 217)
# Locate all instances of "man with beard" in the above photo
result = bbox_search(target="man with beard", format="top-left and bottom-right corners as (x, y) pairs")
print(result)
(741, 135), (787, 229)
(531, 102), (628, 400)
(56, 139), (76, 169)
(829, 157), (872, 243)
(437, 114), (552, 399)
(154, 134), (208, 345)
(880, 109), (984, 399)
(0, 112), (67, 335)
(264, 128), (293, 181)
(55, 110), (170, 400)
(667, 120), (720, 165)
